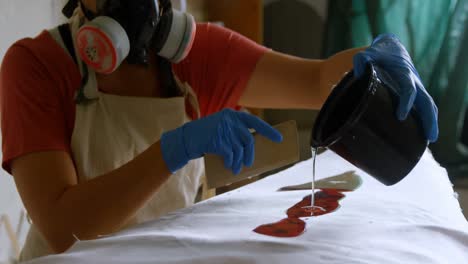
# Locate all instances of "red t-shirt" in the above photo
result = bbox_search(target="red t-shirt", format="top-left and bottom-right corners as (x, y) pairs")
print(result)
(0, 23), (267, 173)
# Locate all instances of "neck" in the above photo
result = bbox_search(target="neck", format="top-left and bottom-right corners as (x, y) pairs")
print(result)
(96, 53), (165, 98)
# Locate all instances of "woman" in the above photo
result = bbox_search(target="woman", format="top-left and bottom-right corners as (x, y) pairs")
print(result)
(0, 0), (438, 261)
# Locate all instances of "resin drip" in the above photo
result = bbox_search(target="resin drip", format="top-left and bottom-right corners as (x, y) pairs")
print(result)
(311, 148), (317, 209)
(253, 189), (346, 238)
(302, 147), (324, 214)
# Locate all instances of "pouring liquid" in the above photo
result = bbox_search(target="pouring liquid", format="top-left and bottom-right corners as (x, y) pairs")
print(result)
(311, 148), (317, 209)
(301, 147), (325, 214)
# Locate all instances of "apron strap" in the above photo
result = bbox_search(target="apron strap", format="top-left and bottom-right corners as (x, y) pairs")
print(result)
(157, 56), (201, 119)
(174, 75), (201, 120)
(49, 22), (96, 104)
(58, 24), (78, 65)
(48, 25), (77, 66)
(157, 57), (180, 98)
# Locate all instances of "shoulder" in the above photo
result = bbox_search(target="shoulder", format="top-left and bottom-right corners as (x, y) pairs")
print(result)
(173, 22), (267, 75)
(0, 30), (79, 172)
(195, 22), (229, 35)
(172, 23), (268, 116)
(1, 30), (81, 98)
(191, 22), (247, 48)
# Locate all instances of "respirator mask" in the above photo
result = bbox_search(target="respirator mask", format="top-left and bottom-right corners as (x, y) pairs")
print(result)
(62, 0), (196, 74)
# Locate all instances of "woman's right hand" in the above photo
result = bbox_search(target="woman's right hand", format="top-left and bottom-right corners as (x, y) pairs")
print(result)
(160, 109), (283, 174)
(353, 34), (439, 142)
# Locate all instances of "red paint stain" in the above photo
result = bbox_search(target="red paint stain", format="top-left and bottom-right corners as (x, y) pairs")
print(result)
(253, 189), (348, 237)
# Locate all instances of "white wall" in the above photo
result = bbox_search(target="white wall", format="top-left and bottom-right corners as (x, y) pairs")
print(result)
(0, 0), (66, 261)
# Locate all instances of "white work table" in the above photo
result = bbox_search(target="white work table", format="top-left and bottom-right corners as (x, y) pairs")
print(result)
(26, 150), (468, 264)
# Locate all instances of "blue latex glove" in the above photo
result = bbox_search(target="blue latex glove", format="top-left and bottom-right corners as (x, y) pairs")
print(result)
(353, 33), (439, 142)
(160, 109), (283, 174)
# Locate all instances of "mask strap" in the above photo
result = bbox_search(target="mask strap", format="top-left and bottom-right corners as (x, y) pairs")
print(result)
(158, 57), (180, 98)
(159, 0), (172, 13)
(62, 0), (97, 20)
(62, 0), (79, 18)
(79, 0), (98, 20)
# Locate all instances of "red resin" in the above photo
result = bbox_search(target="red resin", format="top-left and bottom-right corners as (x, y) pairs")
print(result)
(253, 218), (306, 238)
(254, 189), (347, 238)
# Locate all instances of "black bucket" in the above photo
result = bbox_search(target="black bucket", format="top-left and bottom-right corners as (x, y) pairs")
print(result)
(311, 64), (428, 186)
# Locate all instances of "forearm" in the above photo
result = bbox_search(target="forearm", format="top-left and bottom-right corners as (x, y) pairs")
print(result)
(240, 47), (365, 110)
(240, 51), (323, 110)
(320, 47), (366, 98)
(51, 142), (170, 252)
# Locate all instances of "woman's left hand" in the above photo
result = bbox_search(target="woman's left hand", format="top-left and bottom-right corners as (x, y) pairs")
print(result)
(161, 109), (283, 174)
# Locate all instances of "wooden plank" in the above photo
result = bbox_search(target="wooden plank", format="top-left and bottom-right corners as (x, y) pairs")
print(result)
(205, 120), (300, 189)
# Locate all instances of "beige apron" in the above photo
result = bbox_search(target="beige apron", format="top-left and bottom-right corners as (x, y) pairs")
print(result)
(19, 16), (204, 261)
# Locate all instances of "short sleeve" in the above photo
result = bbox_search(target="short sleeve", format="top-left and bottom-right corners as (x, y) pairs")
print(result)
(0, 43), (72, 173)
(173, 23), (268, 118)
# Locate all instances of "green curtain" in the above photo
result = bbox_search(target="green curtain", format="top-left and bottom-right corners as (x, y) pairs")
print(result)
(323, 0), (468, 180)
